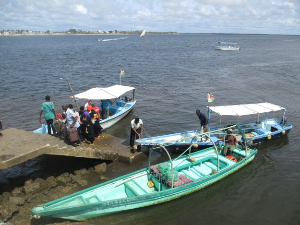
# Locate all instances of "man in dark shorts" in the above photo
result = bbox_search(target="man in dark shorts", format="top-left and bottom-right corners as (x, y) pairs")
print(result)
(196, 109), (208, 141)
(130, 118), (145, 153)
(39, 95), (57, 135)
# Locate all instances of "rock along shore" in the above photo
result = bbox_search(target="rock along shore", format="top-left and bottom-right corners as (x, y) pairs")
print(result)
(0, 162), (106, 224)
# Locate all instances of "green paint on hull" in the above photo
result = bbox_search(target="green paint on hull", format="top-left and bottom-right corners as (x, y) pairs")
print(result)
(32, 146), (257, 221)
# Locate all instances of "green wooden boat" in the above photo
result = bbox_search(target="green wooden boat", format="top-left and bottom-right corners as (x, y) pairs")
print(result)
(32, 127), (257, 221)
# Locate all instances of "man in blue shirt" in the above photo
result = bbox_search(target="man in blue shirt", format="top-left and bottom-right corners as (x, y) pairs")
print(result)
(196, 109), (208, 138)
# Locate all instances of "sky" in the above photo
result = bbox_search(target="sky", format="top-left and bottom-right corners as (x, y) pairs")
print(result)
(1, 0), (300, 35)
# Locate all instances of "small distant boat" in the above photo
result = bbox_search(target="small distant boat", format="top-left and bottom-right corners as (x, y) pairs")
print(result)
(34, 85), (136, 133)
(140, 29), (146, 38)
(31, 126), (257, 221)
(98, 38), (116, 42)
(98, 37), (128, 42)
(137, 102), (292, 149)
(215, 41), (240, 51)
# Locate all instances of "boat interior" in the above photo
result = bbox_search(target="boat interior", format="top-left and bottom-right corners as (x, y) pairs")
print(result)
(98, 96), (134, 118)
(149, 148), (247, 191)
(214, 118), (286, 141)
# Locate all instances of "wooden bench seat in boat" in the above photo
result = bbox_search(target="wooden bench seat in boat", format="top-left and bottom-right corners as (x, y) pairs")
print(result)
(124, 180), (148, 197)
(85, 195), (102, 204)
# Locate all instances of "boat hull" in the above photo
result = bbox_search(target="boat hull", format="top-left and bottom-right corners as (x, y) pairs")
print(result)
(99, 100), (136, 130)
(32, 147), (257, 221)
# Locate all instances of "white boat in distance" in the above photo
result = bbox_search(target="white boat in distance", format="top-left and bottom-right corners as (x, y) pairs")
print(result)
(34, 85), (136, 134)
(215, 42), (240, 51)
(140, 29), (146, 38)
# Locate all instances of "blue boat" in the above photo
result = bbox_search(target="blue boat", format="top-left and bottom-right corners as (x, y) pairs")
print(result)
(137, 102), (292, 149)
(34, 85), (136, 133)
(31, 126), (257, 221)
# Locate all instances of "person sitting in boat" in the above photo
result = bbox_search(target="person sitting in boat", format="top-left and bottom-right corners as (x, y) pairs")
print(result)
(196, 109), (208, 141)
(86, 105), (94, 116)
(101, 99), (113, 119)
(130, 118), (145, 153)
(84, 100), (93, 110)
(223, 129), (244, 156)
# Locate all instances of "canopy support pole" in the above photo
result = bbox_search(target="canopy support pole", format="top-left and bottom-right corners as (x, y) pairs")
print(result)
(207, 107), (211, 131)
(282, 110), (286, 125)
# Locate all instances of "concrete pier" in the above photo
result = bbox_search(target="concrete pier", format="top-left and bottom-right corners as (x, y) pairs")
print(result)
(0, 128), (147, 171)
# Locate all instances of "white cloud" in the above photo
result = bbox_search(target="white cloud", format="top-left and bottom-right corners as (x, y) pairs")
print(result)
(197, 0), (246, 6)
(1, 0), (300, 34)
(75, 4), (87, 14)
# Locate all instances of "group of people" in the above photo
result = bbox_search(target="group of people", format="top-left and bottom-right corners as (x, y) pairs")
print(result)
(39, 95), (145, 151)
(39, 96), (242, 154)
(40, 96), (106, 145)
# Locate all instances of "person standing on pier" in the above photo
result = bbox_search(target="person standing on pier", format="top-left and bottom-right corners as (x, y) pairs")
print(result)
(66, 104), (83, 145)
(130, 118), (145, 153)
(39, 95), (57, 135)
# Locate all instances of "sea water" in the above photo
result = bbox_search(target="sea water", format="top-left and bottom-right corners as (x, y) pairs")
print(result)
(0, 34), (300, 224)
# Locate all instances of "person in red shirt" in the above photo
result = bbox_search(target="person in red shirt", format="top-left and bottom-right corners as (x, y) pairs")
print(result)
(223, 128), (244, 156)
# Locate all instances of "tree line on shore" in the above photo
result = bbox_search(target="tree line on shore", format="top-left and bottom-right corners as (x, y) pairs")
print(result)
(1, 29), (178, 36)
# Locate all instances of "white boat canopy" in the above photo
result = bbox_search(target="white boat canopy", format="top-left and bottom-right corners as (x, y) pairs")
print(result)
(74, 84), (135, 100)
(208, 102), (285, 116)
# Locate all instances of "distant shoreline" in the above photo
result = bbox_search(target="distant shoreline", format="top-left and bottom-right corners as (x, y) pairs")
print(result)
(0, 32), (179, 37)
(1, 32), (299, 37)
